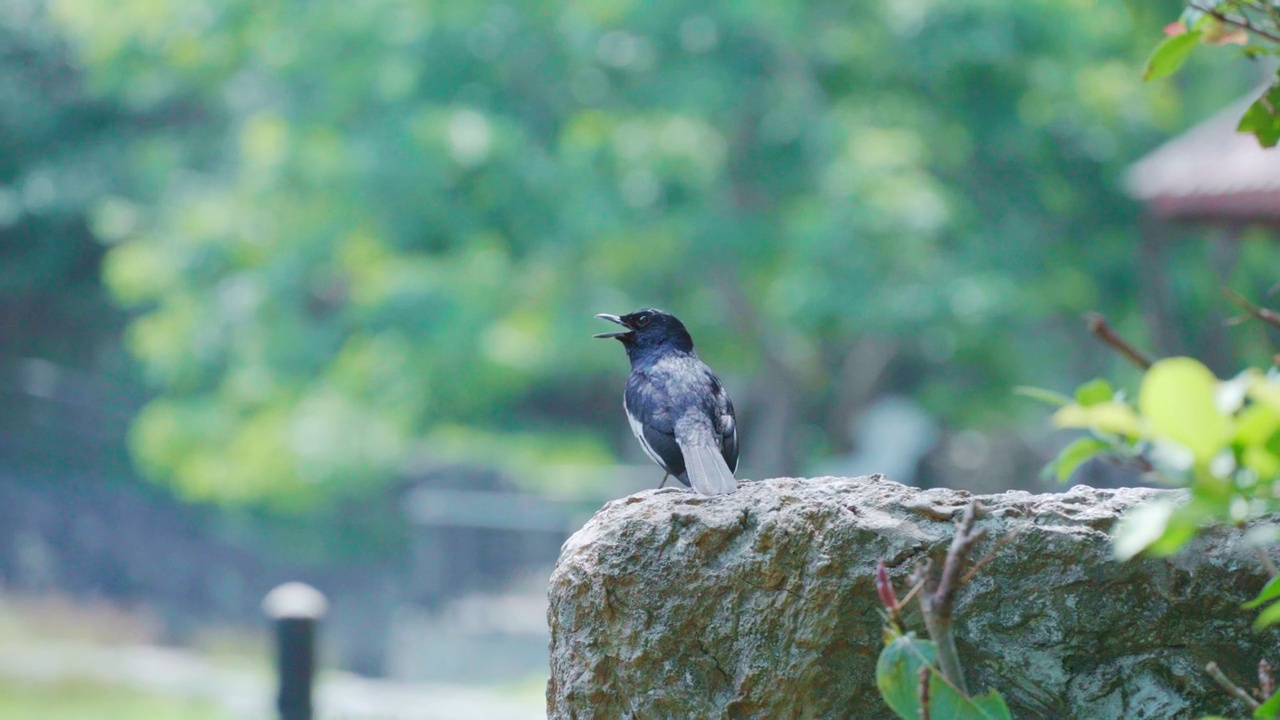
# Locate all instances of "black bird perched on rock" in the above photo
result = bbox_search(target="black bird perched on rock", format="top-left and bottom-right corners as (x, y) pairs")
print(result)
(594, 308), (738, 495)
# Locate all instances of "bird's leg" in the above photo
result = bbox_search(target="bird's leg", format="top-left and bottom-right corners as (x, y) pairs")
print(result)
(658, 473), (670, 488)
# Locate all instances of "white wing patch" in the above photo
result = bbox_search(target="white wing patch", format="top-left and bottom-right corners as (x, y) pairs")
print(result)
(729, 421), (738, 473)
(624, 395), (667, 470)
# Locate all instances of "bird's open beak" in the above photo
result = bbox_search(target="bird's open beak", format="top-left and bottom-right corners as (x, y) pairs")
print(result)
(593, 313), (633, 339)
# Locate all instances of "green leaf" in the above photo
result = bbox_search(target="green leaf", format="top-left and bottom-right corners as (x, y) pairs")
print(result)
(1014, 386), (1073, 408)
(1138, 358), (1229, 465)
(1053, 402), (1142, 437)
(1145, 504), (1203, 556)
(877, 633), (937, 719)
(1113, 499), (1177, 561)
(1235, 402), (1280, 446)
(962, 681), (1013, 717)
(1121, 493), (1217, 559)
(1243, 445), (1280, 479)
(1255, 688), (1280, 719)
(876, 634), (1011, 720)
(1254, 600), (1280, 630)
(1243, 575), (1280, 610)
(1250, 374), (1280, 412)
(927, 683), (1013, 720)
(1050, 437), (1111, 483)
(1143, 31), (1203, 81)
(1074, 378), (1115, 407)
(1238, 82), (1280, 148)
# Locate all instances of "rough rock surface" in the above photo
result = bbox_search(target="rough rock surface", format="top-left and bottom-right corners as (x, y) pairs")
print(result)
(546, 476), (1277, 719)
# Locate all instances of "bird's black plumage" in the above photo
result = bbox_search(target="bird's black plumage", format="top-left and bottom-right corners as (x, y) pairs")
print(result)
(595, 308), (738, 495)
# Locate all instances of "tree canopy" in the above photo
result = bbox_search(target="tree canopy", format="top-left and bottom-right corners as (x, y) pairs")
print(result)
(7, 0), (1273, 502)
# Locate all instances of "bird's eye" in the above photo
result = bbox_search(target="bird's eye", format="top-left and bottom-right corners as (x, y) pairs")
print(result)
(636, 314), (651, 328)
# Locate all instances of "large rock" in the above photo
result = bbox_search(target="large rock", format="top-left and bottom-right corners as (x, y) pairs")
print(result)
(546, 476), (1277, 719)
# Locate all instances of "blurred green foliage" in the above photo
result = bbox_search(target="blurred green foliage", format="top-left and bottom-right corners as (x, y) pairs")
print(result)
(1049, 358), (1280, 559)
(1145, 2), (1280, 147)
(0, 2), (134, 368)
(1044, 352), (1280, 713)
(1038, 0), (1280, 636)
(3, 0), (1273, 502)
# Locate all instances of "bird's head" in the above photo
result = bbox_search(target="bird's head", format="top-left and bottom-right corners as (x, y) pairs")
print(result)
(594, 308), (694, 355)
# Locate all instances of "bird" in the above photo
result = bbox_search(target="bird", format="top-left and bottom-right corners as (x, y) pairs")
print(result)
(594, 308), (739, 495)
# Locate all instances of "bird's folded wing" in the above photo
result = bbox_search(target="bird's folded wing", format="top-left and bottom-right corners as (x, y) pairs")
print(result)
(678, 441), (737, 495)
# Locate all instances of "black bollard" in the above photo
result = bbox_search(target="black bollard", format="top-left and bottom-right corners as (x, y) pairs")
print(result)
(262, 582), (328, 720)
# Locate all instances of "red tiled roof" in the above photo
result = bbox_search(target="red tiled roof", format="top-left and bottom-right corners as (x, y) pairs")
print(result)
(1125, 96), (1280, 224)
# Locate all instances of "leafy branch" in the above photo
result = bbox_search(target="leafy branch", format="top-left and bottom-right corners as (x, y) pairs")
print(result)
(915, 502), (988, 695)
(1188, 1), (1280, 45)
(873, 501), (1012, 720)
(1032, 295), (1280, 717)
(1146, 1), (1280, 146)
(1014, 305), (1280, 720)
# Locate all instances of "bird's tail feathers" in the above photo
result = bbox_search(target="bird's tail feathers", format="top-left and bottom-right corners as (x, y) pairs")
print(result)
(679, 442), (736, 495)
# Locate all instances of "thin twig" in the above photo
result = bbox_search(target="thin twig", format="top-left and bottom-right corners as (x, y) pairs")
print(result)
(919, 502), (989, 696)
(1207, 661), (1262, 710)
(918, 666), (932, 720)
(960, 530), (1021, 586)
(899, 578), (926, 609)
(1189, 2), (1280, 44)
(909, 558), (933, 590)
(1084, 312), (1153, 370)
(933, 503), (989, 610)
(1225, 289), (1280, 333)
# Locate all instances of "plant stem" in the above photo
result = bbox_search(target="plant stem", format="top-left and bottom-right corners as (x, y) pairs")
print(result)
(1225, 289), (1280, 333)
(1189, 1), (1280, 44)
(1206, 661), (1262, 710)
(1084, 312), (1153, 370)
(918, 666), (931, 720)
(960, 530), (1019, 586)
(921, 608), (967, 697)
(919, 502), (988, 696)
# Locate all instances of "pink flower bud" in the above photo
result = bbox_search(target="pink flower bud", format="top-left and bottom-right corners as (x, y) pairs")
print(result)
(875, 559), (899, 611)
